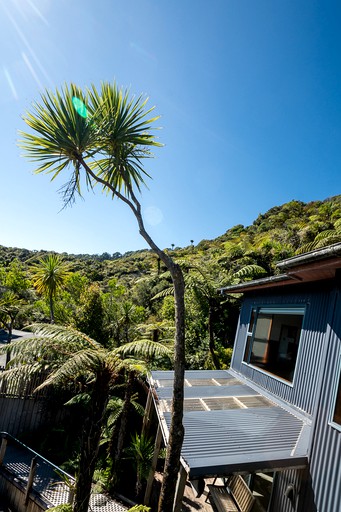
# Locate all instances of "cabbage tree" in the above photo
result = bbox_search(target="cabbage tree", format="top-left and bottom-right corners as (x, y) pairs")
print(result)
(19, 83), (185, 512)
(30, 254), (71, 323)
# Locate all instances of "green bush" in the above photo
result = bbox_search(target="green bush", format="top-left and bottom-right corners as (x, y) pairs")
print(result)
(48, 505), (72, 512)
(127, 506), (150, 512)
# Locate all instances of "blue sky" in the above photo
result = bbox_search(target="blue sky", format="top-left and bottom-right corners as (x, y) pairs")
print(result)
(1, 0), (340, 255)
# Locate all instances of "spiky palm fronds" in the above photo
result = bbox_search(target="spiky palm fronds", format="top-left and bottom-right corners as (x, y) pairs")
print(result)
(30, 255), (71, 297)
(125, 433), (155, 495)
(18, 84), (96, 193)
(19, 82), (162, 205)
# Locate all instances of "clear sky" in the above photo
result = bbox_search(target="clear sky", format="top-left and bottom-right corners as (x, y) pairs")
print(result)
(1, 0), (340, 255)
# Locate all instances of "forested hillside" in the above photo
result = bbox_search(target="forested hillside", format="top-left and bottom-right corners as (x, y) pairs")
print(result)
(1, 194), (340, 369)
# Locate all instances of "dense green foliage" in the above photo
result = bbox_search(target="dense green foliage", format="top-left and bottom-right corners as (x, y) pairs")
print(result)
(1, 194), (340, 365)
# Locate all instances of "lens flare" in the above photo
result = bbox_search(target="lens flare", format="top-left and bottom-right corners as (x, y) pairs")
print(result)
(72, 97), (88, 118)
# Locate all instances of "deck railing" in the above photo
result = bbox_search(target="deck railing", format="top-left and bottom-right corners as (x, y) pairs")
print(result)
(0, 431), (74, 508)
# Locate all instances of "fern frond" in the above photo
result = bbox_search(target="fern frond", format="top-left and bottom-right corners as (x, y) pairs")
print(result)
(114, 339), (172, 359)
(233, 264), (267, 279)
(295, 241), (316, 255)
(315, 230), (338, 241)
(152, 287), (174, 300)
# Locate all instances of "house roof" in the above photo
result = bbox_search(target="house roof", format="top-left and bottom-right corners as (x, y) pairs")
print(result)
(150, 370), (310, 479)
(221, 242), (341, 294)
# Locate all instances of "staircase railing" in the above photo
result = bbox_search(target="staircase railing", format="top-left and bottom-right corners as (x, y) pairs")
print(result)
(0, 432), (74, 508)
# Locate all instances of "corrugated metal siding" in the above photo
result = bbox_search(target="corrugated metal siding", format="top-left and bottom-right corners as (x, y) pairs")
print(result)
(235, 284), (341, 511)
(231, 288), (331, 415)
(307, 289), (341, 512)
(231, 308), (249, 372)
(270, 468), (312, 512)
(292, 291), (331, 414)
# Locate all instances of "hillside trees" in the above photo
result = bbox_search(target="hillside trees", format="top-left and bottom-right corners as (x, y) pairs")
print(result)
(19, 82), (185, 512)
(75, 283), (108, 345)
(0, 260), (31, 355)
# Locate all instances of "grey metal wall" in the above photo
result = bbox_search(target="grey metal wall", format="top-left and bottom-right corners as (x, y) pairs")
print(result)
(270, 468), (314, 512)
(231, 281), (341, 511)
(304, 288), (341, 512)
(231, 284), (332, 415)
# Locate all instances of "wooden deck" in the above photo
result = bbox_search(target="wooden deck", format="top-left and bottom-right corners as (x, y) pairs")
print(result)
(152, 473), (268, 512)
(182, 479), (216, 512)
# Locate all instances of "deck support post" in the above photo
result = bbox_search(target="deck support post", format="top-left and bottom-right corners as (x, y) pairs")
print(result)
(172, 462), (188, 512)
(0, 437), (7, 465)
(142, 388), (153, 437)
(24, 456), (37, 505)
(144, 425), (162, 505)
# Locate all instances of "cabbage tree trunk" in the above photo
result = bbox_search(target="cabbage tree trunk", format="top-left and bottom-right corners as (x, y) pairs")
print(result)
(81, 161), (187, 512)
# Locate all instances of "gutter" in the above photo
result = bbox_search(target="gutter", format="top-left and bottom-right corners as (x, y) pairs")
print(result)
(277, 242), (341, 270)
(220, 273), (291, 294)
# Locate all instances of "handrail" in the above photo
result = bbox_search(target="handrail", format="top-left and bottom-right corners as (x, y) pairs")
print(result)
(0, 431), (74, 482)
(0, 431), (75, 508)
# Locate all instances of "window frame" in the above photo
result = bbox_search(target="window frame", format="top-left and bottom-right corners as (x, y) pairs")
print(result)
(329, 350), (341, 432)
(242, 305), (306, 386)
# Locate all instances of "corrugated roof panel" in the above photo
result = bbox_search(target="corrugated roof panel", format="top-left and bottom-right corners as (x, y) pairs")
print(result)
(203, 397), (243, 410)
(213, 378), (240, 386)
(186, 379), (218, 386)
(163, 407), (307, 478)
(238, 396), (274, 408)
(162, 399), (208, 412)
(151, 370), (232, 381)
(156, 384), (256, 400)
(151, 369), (310, 479)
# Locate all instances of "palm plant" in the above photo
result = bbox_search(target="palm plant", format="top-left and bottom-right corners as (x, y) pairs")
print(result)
(19, 82), (186, 511)
(30, 254), (71, 323)
(125, 433), (155, 497)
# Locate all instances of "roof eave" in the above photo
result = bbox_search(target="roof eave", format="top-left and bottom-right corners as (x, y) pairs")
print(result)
(188, 455), (308, 479)
(277, 242), (341, 270)
(220, 274), (292, 294)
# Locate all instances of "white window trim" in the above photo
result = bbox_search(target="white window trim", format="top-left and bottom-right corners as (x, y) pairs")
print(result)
(242, 305), (305, 387)
(328, 350), (341, 432)
(242, 360), (296, 388)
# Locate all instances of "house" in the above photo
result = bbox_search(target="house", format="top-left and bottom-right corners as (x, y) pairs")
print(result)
(145, 242), (341, 511)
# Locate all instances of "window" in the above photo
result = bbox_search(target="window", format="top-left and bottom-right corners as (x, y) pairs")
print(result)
(243, 307), (305, 382)
(331, 358), (341, 427)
